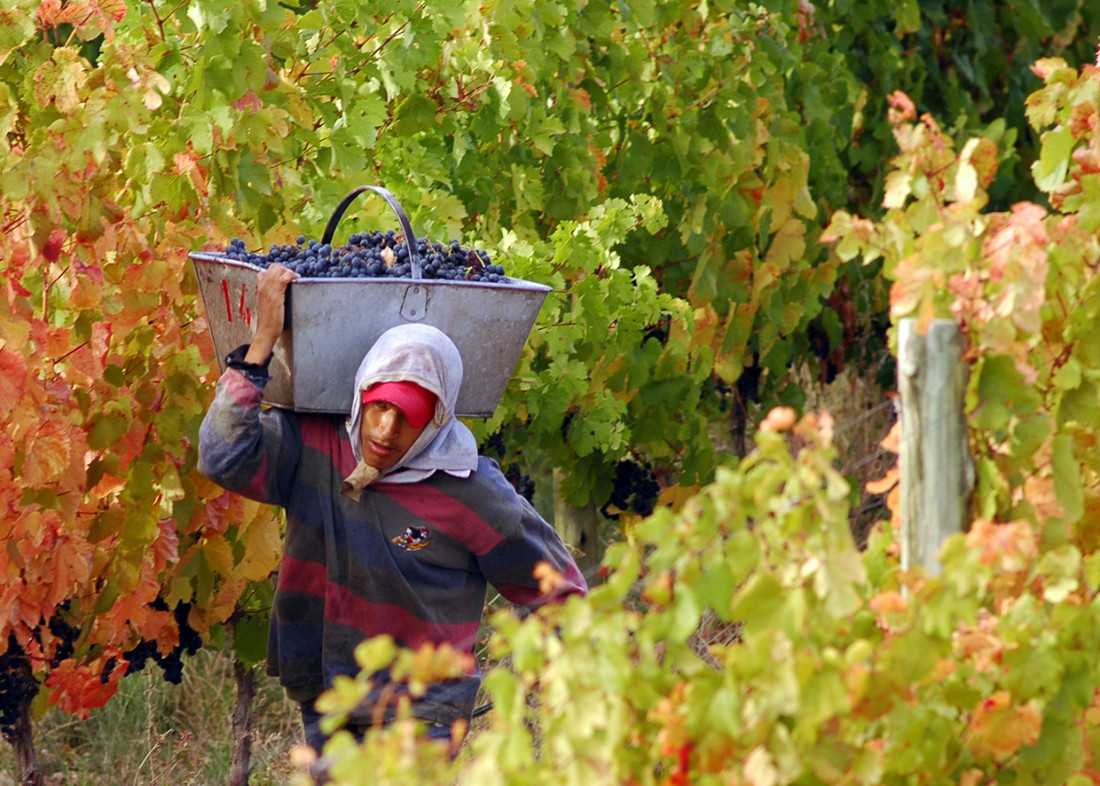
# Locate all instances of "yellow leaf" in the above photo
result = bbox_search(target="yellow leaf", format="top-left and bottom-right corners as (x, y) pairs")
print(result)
(654, 483), (700, 514)
(200, 535), (236, 577)
(236, 506), (282, 582)
(955, 161), (978, 203)
(764, 218), (806, 271)
(744, 746), (779, 786)
(693, 304), (719, 348)
(763, 177), (794, 228)
(205, 572), (246, 626)
(882, 170), (912, 209)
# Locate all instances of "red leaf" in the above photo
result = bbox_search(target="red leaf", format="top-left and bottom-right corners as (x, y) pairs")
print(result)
(154, 518), (180, 569)
(42, 227), (67, 262)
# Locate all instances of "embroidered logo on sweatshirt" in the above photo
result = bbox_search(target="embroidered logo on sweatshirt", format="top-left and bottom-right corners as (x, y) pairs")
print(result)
(392, 526), (432, 551)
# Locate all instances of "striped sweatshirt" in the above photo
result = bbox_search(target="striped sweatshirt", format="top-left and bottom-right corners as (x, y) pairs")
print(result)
(198, 367), (587, 725)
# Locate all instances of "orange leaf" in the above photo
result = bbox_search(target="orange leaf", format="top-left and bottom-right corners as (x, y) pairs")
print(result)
(21, 420), (72, 488)
(533, 561), (565, 595)
(967, 690), (1042, 760)
(965, 519), (1037, 572)
(869, 590), (908, 614)
(865, 464), (898, 495)
(90, 471), (125, 497)
(50, 534), (94, 606)
(0, 346), (27, 417)
(760, 406), (797, 432)
(35, 0), (63, 26)
(879, 420), (900, 454)
(45, 656), (122, 718)
(69, 275), (104, 310)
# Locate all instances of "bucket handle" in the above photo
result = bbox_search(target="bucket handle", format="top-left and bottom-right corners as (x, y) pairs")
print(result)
(321, 185), (422, 280)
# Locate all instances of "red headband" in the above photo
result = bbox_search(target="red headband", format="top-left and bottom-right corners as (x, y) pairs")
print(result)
(360, 381), (437, 429)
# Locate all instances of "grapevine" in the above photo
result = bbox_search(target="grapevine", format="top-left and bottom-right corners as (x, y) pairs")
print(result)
(0, 600), (204, 741)
(220, 231), (508, 282)
(0, 607), (81, 740)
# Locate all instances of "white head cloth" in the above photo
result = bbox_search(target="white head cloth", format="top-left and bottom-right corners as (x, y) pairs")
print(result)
(342, 323), (478, 496)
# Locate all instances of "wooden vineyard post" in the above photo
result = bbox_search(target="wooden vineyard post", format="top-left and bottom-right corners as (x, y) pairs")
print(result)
(897, 319), (975, 576)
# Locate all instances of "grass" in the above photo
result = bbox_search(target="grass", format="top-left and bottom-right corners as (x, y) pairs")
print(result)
(0, 648), (304, 786)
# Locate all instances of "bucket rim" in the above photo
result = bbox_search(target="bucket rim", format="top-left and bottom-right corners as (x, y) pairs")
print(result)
(188, 251), (553, 293)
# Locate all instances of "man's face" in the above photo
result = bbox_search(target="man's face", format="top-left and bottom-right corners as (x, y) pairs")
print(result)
(359, 401), (427, 470)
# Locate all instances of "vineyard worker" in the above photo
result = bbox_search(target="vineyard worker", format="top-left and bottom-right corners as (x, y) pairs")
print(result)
(197, 263), (587, 761)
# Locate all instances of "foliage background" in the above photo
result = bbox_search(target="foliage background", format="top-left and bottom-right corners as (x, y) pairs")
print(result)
(4, 0), (1100, 783)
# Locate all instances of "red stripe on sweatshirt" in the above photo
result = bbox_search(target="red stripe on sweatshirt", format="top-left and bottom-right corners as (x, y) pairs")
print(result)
(221, 370), (272, 498)
(223, 369), (264, 407)
(328, 584), (481, 654)
(276, 556), (481, 655)
(298, 416), (358, 477)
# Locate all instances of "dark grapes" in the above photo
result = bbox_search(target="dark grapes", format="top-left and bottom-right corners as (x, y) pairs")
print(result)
(504, 462), (536, 503)
(221, 232), (510, 283)
(481, 431), (507, 458)
(601, 460), (661, 519)
(122, 601), (202, 685)
(0, 636), (37, 741)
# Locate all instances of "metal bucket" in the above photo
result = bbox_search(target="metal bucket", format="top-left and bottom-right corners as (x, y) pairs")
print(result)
(189, 186), (551, 417)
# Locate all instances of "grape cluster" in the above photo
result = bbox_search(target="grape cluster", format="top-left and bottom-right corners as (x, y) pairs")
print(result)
(47, 610), (80, 667)
(505, 462), (536, 503)
(482, 431), (507, 457)
(602, 459), (661, 519)
(480, 432), (536, 502)
(221, 231), (509, 283)
(121, 601), (203, 685)
(0, 637), (36, 741)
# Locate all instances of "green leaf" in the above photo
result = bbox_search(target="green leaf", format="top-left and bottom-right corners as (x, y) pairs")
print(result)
(1036, 545), (1081, 604)
(1033, 126), (1074, 192)
(231, 612), (269, 666)
(1057, 380), (1100, 426)
(392, 93), (437, 137)
(1051, 433), (1083, 524)
(731, 572), (790, 632)
(893, 0), (921, 34)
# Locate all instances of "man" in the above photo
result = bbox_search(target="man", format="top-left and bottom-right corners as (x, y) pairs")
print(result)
(198, 264), (586, 754)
